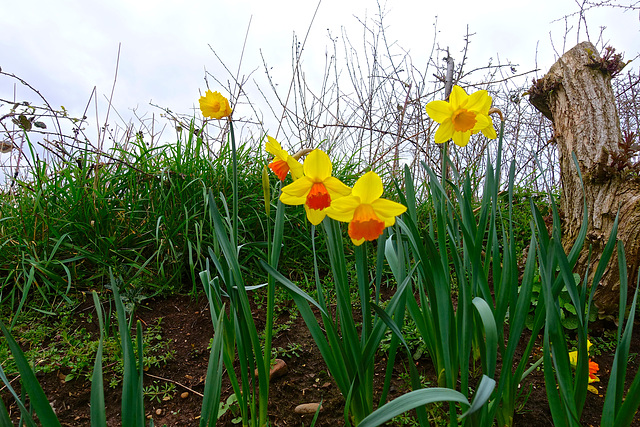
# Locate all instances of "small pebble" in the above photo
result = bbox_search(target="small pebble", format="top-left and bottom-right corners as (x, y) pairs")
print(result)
(181, 392), (189, 399)
(155, 409), (162, 415)
(294, 403), (322, 415)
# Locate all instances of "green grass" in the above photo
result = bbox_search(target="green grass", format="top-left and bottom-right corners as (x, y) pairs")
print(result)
(0, 123), (366, 320)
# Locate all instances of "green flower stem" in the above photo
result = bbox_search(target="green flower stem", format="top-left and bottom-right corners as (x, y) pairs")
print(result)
(229, 119), (238, 250)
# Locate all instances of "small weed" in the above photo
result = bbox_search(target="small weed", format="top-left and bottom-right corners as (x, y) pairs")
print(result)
(273, 342), (303, 359)
(590, 329), (619, 356)
(380, 317), (427, 360)
(218, 393), (243, 424)
(144, 381), (177, 403)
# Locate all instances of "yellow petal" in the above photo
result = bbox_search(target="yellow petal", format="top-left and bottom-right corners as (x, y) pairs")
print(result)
(325, 195), (360, 222)
(280, 177), (313, 205)
(434, 120), (454, 144)
(452, 129), (472, 147)
(351, 236), (366, 246)
(305, 205), (327, 225)
(286, 157), (304, 180)
(425, 100), (452, 123)
(304, 149), (332, 181)
(466, 90), (491, 113)
(568, 350), (578, 367)
(323, 176), (352, 199)
(481, 122), (497, 139)
(472, 114), (491, 132)
(372, 198), (407, 226)
(352, 171), (383, 204)
(449, 86), (468, 109)
(266, 136), (284, 157)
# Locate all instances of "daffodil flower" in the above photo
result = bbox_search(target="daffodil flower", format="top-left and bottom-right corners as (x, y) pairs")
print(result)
(280, 149), (351, 225)
(326, 171), (407, 245)
(265, 136), (304, 181)
(568, 339), (600, 393)
(199, 90), (233, 119)
(425, 85), (496, 147)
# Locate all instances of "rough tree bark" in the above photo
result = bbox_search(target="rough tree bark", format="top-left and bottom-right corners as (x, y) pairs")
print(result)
(529, 41), (640, 315)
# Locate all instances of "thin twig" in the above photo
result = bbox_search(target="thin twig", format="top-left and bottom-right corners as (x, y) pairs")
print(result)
(144, 372), (204, 398)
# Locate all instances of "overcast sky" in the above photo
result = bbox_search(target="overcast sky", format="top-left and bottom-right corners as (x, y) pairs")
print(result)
(1, 0), (638, 145)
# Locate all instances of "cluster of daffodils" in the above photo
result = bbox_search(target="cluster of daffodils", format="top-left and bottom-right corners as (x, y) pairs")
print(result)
(568, 340), (600, 394)
(425, 85), (497, 147)
(265, 138), (406, 246)
(199, 85), (501, 244)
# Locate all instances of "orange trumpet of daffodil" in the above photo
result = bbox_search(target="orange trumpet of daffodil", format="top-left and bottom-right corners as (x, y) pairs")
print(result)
(199, 90), (233, 119)
(425, 85), (496, 147)
(326, 171), (407, 245)
(265, 136), (304, 181)
(279, 149), (351, 225)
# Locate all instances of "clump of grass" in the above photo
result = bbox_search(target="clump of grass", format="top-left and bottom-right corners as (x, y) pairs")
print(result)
(0, 117), (368, 319)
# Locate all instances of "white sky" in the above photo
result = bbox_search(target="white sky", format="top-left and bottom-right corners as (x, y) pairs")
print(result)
(1, 0), (638, 142)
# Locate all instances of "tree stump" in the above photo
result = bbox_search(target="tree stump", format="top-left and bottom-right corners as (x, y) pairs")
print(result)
(529, 41), (640, 315)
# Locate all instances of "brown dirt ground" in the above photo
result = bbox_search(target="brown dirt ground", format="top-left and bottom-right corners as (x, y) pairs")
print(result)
(2, 291), (640, 426)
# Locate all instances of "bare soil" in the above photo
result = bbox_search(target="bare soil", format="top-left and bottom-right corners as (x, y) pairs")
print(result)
(2, 291), (639, 426)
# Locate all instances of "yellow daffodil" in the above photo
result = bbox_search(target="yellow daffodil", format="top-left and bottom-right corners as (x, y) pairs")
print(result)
(326, 171), (407, 245)
(568, 339), (600, 394)
(280, 149), (351, 225)
(199, 90), (232, 119)
(425, 85), (496, 147)
(265, 136), (304, 181)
